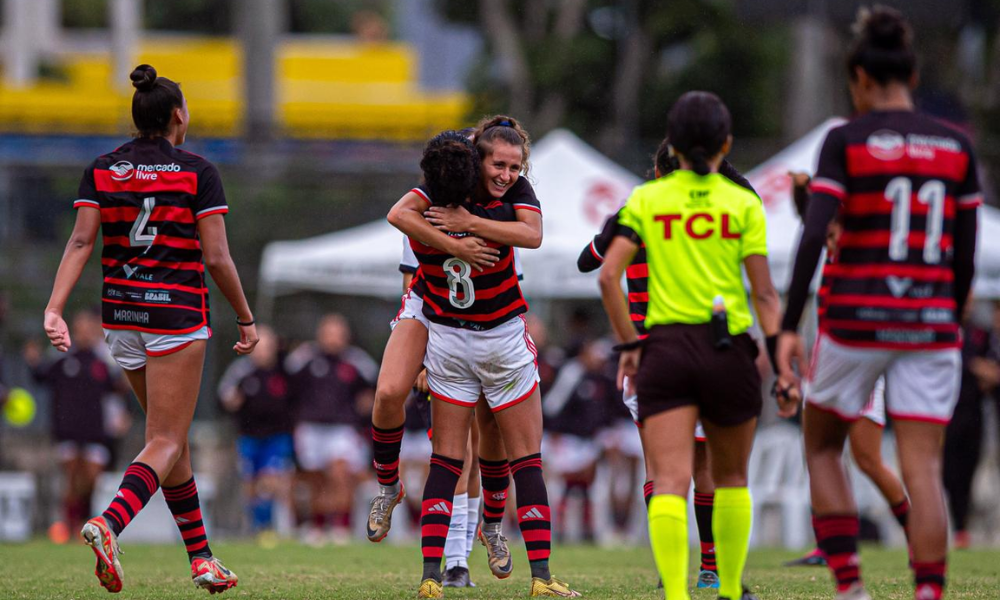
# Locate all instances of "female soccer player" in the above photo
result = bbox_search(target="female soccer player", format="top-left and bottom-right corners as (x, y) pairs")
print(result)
(777, 7), (980, 600)
(43, 64), (256, 594)
(391, 131), (578, 598)
(599, 91), (788, 600)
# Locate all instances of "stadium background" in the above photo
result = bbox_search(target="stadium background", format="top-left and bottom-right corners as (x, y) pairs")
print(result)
(0, 0), (999, 558)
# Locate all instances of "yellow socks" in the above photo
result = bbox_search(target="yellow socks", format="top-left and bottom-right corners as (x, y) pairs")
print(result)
(713, 487), (752, 600)
(648, 494), (690, 600)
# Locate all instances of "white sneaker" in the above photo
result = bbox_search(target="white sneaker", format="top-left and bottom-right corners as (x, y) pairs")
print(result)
(835, 582), (872, 600)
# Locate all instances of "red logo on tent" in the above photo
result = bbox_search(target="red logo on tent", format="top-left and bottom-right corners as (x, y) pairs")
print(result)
(584, 181), (626, 227)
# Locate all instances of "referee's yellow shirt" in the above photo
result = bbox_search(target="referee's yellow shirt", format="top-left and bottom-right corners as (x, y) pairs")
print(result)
(618, 169), (768, 335)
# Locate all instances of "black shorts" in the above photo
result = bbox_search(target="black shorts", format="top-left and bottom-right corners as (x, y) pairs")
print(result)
(635, 324), (762, 427)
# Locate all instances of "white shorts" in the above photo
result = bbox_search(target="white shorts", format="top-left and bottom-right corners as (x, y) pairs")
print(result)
(623, 377), (705, 441)
(294, 423), (368, 472)
(859, 376), (887, 427)
(424, 316), (540, 412)
(56, 441), (110, 466)
(103, 326), (211, 371)
(598, 420), (644, 458)
(543, 433), (601, 474)
(390, 289), (430, 330)
(806, 334), (961, 425)
(400, 429), (432, 462)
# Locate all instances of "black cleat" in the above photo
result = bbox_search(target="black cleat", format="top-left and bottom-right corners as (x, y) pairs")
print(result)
(442, 566), (473, 588)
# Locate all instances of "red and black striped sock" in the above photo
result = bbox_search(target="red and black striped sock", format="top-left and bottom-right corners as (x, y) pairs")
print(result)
(891, 498), (910, 531)
(643, 481), (654, 508)
(163, 477), (212, 561)
(101, 462), (159, 536)
(420, 453), (463, 582)
(511, 453), (551, 581)
(813, 513), (862, 593)
(913, 560), (946, 600)
(480, 457), (510, 525)
(372, 424), (405, 488)
(694, 490), (716, 573)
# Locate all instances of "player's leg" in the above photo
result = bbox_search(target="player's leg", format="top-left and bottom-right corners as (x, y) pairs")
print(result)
(326, 458), (354, 544)
(465, 422), (482, 560)
(692, 433), (719, 588)
(942, 387), (983, 548)
(475, 403), (513, 580)
(848, 419), (909, 535)
(443, 431), (474, 587)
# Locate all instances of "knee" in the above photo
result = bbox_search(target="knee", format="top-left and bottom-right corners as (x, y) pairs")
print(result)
(852, 452), (882, 478)
(654, 472), (691, 497)
(146, 435), (184, 466)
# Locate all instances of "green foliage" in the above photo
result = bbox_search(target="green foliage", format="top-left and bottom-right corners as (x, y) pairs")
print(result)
(62, 0), (109, 29)
(143, 0), (232, 33)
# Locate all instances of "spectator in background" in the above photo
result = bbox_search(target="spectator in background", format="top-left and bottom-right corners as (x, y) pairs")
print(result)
(598, 351), (644, 541)
(286, 314), (375, 545)
(525, 314), (563, 396)
(218, 325), (294, 544)
(944, 301), (1000, 548)
(24, 308), (128, 542)
(542, 339), (615, 543)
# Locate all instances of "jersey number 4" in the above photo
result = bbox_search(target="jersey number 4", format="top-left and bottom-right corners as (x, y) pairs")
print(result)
(885, 177), (945, 264)
(443, 257), (476, 309)
(129, 197), (158, 247)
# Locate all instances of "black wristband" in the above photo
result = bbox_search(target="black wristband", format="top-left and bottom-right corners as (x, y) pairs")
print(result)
(236, 317), (255, 327)
(613, 340), (642, 352)
(765, 334), (779, 376)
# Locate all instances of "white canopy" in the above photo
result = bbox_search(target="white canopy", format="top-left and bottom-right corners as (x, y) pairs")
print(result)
(258, 124), (1000, 308)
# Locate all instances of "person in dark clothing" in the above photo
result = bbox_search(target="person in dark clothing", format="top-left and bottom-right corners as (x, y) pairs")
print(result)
(219, 325), (294, 538)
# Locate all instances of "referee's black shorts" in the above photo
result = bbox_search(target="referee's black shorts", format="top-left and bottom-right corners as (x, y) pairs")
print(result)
(635, 323), (762, 427)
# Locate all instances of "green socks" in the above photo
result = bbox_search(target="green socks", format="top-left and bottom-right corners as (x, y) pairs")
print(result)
(648, 494), (690, 600)
(713, 487), (752, 600)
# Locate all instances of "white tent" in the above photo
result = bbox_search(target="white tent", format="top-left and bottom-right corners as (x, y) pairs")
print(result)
(258, 125), (1000, 310)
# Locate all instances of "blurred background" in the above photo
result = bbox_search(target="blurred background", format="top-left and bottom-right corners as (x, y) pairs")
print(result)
(1, 0), (1000, 550)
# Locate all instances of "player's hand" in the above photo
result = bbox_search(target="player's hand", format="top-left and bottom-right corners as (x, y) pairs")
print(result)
(776, 332), (805, 416)
(788, 171), (811, 190)
(234, 322), (259, 355)
(414, 368), (429, 393)
(451, 236), (499, 272)
(425, 205), (475, 233)
(617, 348), (641, 391)
(44, 310), (71, 352)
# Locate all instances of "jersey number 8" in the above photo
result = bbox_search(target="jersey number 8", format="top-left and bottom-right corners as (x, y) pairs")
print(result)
(129, 197), (158, 247)
(884, 177), (945, 264)
(443, 257), (475, 309)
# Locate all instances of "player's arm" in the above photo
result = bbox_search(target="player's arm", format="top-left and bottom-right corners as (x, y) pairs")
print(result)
(44, 207), (101, 352)
(598, 235), (640, 391)
(953, 143), (981, 320)
(198, 215), (257, 355)
(387, 191), (500, 271)
(577, 212), (620, 273)
(424, 203), (542, 249)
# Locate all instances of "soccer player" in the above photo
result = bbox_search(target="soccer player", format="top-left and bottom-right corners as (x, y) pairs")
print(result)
(25, 308), (126, 541)
(286, 314), (373, 545)
(44, 64), (256, 594)
(579, 137), (759, 590)
(389, 130), (579, 598)
(599, 91), (788, 600)
(218, 325), (294, 541)
(777, 7), (980, 600)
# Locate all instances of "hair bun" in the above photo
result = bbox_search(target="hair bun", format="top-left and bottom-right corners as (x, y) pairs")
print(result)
(862, 7), (908, 50)
(130, 64), (157, 92)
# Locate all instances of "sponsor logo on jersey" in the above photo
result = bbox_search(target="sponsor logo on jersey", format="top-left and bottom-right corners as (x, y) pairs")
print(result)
(106, 288), (124, 299)
(113, 309), (150, 324)
(109, 161), (135, 181)
(427, 502), (451, 515)
(886, 276), (912, 298)
(133, 163), (182, 181)
(144, 291), (171, 303)
(867, 130), (906, 161)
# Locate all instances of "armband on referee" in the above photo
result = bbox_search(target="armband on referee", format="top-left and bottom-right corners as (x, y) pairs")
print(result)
(613, 340), (642, 352)
(765, 335), (779, 376)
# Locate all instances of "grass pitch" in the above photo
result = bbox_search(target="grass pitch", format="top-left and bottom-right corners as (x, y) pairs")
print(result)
(2, 540), (998, 599)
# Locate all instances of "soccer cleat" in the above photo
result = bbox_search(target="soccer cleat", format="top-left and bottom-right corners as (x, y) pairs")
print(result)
(81, 516), (124, 593)
(530, 577), (582, 597)
(367, 482), (405, 542)
(442, 566), (473, 588)
(191, 556), (238, 594)
(697, 569), (720, 588)
(417, 578), (444, 598)
(784, 547), (827, 567)
(719, 588), (760, 600)
(477, 523), (513, 579)
(834, 582), (872, 600)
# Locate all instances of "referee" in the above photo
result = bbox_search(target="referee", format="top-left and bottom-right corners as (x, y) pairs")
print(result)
(598, 91), (793, 600)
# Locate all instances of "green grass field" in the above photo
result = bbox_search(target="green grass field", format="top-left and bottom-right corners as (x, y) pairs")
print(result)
(2, 540), (998, 599)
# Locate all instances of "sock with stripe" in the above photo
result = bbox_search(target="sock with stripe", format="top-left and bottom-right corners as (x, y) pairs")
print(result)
(714, 487), (752, 600)
(642, 481), (653, 508)
(101, 462), (160, 537)
(420, 454), (463, 582)
(694, 490), (717, 574)
(648, 494), (690, 600)
(465, 494), (480, 559)
(372, 424), (405, 491)
(444, 493), (469, 570)
(913, 560), (946, 600)
(511, 453), (551, 581)
(891, 498), (911, 533)
(813, 513), (862, 594)
(479, 458), (510, 525)
(163, 476), (213, 561)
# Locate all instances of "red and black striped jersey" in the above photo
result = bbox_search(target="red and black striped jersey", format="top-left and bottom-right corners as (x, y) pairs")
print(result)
(408, 184), (541, 330)
(810, 111), (982, 349)
(74, 137), (228, 334)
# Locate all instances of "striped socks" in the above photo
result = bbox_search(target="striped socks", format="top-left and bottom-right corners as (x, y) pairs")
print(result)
(420, 454), (463, 582)
(101, 462), (159, 537)
(372, 424), (405, 489)
(511, 453), (551, 581)
(913, 560), (946, 600)
(813, 513), (862, 594)
(480, 458), (510, 525)
(694, 491), (717, 574)
(163, 477), (212, 561)
(643, 481), (653, 507)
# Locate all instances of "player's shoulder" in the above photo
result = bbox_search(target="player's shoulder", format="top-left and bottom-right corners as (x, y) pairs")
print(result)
(89, 139), (138, 170)
(716, 175), (760, 206)
(171, 147), (220, 176)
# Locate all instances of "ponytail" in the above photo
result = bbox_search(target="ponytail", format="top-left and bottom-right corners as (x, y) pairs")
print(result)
(687, 146), (710, 176)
